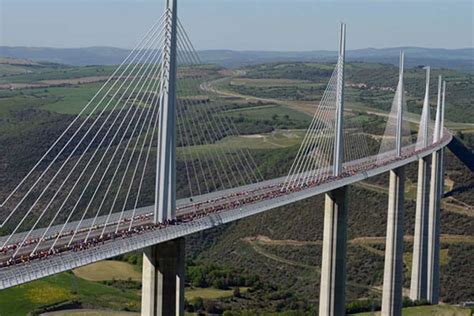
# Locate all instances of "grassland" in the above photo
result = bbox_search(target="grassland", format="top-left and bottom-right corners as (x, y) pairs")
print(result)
(0, 63), (36, 76)
(177, 130), (305, 156)
(39, 82), (111, 114)
(186, 287), (249, 300)
(0, 272), (141, 316)
(352, 304), (471, 316)
(0, 65), (116, 84)
(41, 310), (139, 316)
(73, 261), (142, 282)
(224, 103), (312, 125)
(0, 259), (252, 315)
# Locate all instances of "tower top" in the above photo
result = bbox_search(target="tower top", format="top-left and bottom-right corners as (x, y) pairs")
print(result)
(396, 51), (405, 157)
(333, 23), (346, 176)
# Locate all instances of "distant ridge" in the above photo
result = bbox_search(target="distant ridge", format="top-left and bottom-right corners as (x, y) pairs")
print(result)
(0, 46), (129, 67)
(1, 46), (472, 72)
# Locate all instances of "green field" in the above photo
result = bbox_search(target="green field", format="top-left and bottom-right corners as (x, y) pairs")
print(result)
(0, 259), (251, 315)
(225, 103), (311, 122)
(0, 63), (35, 75)
(230, 78), (313, 86)
(177, 129), (305, 157)
(73, 261), (142, 282)
(352, 304), (471, 316)
(0, 272), (141, 316)
(41, 310), (139, 316)
(186, 287), (249, 300)
(39, 82), (110, 114)
(0, 65), (116, 84)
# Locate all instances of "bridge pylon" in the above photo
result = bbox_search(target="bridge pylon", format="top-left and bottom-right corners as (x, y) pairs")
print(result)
(319, 22), (348, 316)
(427, 76), (445, 304)
(155, 0), (178, 224)
(142, 1), (184, 316)
(332, 23), (346, 177)
(381, 51), (406, 316)
(142, 238), (185, 316)
(410, 67), (431, 301)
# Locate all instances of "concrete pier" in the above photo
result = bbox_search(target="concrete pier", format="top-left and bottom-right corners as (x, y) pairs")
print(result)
(427, 76), (444, 305)
(410, 157), (430, 300)
(141, 238), (185, 316)
(381, 167), (405, 316)
(427, 150), (441, 304)
(319, 186), (348, 316)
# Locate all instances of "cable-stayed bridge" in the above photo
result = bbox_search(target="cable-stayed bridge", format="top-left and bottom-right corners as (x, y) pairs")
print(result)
(0, 1), (453, 315)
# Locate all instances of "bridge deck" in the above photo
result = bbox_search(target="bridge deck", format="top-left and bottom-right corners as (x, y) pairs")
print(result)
(0, 134), (451, 290)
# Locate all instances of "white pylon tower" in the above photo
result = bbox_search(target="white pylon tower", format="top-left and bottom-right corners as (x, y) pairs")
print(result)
(427, 75), (444, 304)
(439, 80), (446, 195)
(381, 51), (406, 316)
(395, 52), (404, 157)
(422, 68), (431, 146)
(419, 67), (431, 148)
(433, 76), (443, 144)
(440, 81), (446, 140)
(155, 0), (178, 223)
(333, 23), (346, 176)
(319, 23), (348, 316)
(410, 66), (432, 301)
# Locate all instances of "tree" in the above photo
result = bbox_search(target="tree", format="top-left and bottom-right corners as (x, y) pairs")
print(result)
(233, 287), (241, 298)
(191, 297), (204, 311)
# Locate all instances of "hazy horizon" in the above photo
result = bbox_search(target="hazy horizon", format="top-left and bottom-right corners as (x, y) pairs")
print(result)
(1, 45), (472, 52)
(1, 0), (472, 51)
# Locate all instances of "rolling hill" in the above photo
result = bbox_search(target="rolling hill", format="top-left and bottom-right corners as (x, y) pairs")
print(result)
(1, 46), (473, 72)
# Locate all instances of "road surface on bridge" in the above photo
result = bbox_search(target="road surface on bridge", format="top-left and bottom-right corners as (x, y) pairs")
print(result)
(0, 132), (451, 290)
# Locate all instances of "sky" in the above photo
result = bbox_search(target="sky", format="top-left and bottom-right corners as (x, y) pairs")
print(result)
(0, 0), (473, 51)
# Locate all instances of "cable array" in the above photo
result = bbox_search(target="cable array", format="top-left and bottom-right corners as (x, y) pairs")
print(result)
(282, 59), (396, 190)
(416, 99), (435, 150)
(378, 80), (415, 162)
(173, 18), (263, 198)
(283, 66), (338, 189)
(342, 111), (374, 166)
(0, 14), (265, 261)
(0, 13), (168, 258)
(0, 12), (440, 268)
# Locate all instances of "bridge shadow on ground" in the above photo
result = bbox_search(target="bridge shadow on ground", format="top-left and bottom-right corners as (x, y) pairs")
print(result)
(447, 136), (474, 172)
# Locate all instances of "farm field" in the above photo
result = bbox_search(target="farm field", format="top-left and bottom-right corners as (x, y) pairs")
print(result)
(42, 310), (140, 316)
(352, 304), (471, 316)
(186, 287), (249, 300)
(0, 259), (249, 315)
(178, 129), (306, 155)
(217, 63), (474, 127)
(0, 272), (141, 316)
(73, 261), (142, 282)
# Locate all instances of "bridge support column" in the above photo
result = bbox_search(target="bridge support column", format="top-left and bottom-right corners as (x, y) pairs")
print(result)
(381, 167), (405, 316)
(410, 157), (430, 301)
(319, 186), (348, 316)
(427, 150), (442, 304)
(155, 0), (178, 224)
(141, 238), (185, 316)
